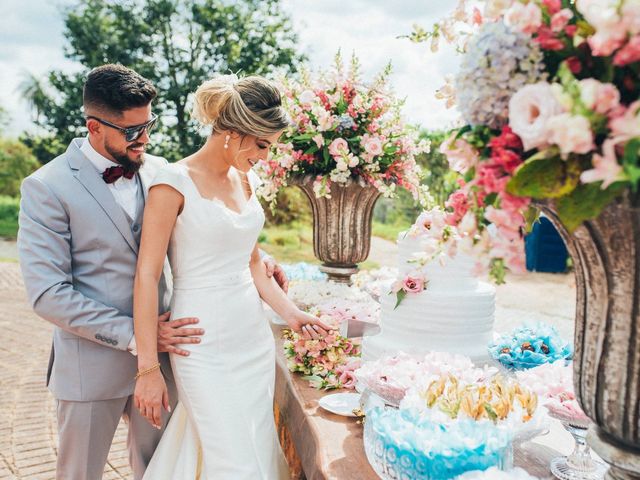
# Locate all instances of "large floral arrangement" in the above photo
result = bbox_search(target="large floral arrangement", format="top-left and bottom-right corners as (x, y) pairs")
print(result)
(255, 52), (429, 204)
(414, 0), (640, 282)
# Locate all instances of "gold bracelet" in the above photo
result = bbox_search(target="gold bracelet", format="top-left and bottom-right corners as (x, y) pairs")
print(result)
(135, 362), (161, 380)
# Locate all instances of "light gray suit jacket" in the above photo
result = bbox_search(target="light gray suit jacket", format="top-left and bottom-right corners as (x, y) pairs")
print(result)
(18, 137), (173, 402)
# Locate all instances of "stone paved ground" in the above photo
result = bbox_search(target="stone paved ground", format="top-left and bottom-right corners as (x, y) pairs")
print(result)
(0, 262), (132, 480)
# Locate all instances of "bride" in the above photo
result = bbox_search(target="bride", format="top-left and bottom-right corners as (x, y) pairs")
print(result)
(132, 74), (330, 479)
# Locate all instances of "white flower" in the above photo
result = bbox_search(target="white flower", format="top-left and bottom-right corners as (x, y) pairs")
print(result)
(298, 89), (316, 105)
(579, 79), (621, 114)
(484, 0), (513, 19)
(508, 82), (564, 151)
(546, 114), (595, 156)
(505, 2), (543, 34)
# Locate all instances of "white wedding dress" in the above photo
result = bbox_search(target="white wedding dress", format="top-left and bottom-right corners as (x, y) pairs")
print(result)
(142, 163), (289, 480)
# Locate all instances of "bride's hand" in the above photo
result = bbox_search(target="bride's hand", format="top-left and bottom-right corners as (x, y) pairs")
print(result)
(134, 369), (170, 429)
(287, 311), (333, 339)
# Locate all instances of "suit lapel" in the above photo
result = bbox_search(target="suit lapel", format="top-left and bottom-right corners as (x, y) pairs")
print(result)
(67, 139), (139, 254)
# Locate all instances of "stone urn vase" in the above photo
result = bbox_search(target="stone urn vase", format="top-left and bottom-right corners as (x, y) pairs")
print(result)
(292, 176), (381, 283)
(540, 191), (640, 479)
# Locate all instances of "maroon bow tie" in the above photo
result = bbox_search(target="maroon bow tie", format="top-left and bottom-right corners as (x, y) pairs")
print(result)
(102, 165), (135, 184)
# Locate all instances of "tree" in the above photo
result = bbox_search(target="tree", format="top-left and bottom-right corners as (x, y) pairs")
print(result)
(21, 0), (305, 162)
(0, 140), (40, 197)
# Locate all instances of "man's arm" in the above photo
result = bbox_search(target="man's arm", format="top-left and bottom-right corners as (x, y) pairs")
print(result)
(18, 175), (134, 350)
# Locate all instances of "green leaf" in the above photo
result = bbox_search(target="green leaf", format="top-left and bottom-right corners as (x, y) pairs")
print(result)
(507, 154), (581, 199)
(556, 182), (626, 233)
(394, 290), (407, 310)
(484, 403), (498, 423)
(322, 146), (331, 167)
(304, 145), (319, 155)
(523, 206), (541, 234)
(623, 138), (640, 190)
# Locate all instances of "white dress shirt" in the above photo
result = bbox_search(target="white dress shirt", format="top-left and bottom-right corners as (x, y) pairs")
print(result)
(81, 137), (139, 355)
(81, 138), (139, 220)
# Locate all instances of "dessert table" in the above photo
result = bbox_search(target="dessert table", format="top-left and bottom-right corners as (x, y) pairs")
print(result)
(271, 324), (576, 480)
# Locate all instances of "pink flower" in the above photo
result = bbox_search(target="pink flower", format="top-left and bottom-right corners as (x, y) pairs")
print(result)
(535, 26), (565, 51)
(609, 101), (640, 140)
(505, 1), (542, 34)
(402, 275), (425, 294)
(328, 138), (349, 157)
(541, 0), (561, 15)
(551, 8), (574, 32)
(579, 79), (621, 115)
(613, 35), (640, 66)
(566, 56), (582, 74)
(445, 190), (471, 225)
(361, 134), (384, 156)
(546, 114), (595, 156)
(440, 133), (479, 174)
(508, 82), (564, 151)
(580, 139), (625, 189)
(312, 134), (324, 149)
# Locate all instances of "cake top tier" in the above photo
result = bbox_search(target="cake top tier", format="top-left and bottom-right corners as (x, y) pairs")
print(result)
(397, 224), (484, 291)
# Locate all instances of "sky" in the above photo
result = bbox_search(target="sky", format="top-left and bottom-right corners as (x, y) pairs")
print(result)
(0, 0), (461, 137)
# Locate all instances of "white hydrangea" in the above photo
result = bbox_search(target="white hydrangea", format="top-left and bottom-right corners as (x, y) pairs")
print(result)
(455, 21), (546, 128)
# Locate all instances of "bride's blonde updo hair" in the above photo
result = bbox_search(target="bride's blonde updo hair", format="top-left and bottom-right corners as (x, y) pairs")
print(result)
(191, 74), (289, 137)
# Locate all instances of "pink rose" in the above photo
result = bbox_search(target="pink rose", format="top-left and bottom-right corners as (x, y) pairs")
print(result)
(440, 133), (479, 174)
(614, 35), (640, 66)
(579, 79), (621, 115)
(505, 2), (543, 34)
(551, 8), (573, 32)
(580, 139), (625, 189)
(402, 275), (425, 294)
(362, 134), (384, 156)
(328, 138), (349, 157)
(508, 82), (564, 151)
(546, 114), (595, 156)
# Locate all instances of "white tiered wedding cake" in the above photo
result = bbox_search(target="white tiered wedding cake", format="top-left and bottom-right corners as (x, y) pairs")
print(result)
(363, 223), (495, 363)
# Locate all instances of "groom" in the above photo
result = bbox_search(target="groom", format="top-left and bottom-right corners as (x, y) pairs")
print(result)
(17, 64), (288, 480)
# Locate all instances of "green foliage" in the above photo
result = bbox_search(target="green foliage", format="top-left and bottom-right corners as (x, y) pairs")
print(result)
(21, 0), (305, 162)
(0, 196), (20, 238)
(417, 129), (460, 206)
(19, 134), (68, 165)
(623, 138), (640, 189)
(556, 182), (626, 232)
(0, 139), (40, 197)
(507, 150), (582, 199)
(262, 187), (311, 226)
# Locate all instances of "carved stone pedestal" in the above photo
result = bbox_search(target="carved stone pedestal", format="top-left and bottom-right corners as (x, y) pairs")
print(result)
(293, 177), (381, 284)
(541, 192), (640, 478)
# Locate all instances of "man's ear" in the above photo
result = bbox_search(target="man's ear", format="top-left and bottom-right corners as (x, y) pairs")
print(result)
(86, 118), (101, 135)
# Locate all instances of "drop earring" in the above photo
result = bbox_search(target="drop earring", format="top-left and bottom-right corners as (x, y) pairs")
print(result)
(224, 134), (230, 149)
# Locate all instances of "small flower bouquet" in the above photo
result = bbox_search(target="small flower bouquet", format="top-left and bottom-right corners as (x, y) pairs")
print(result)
(489, 323), (573, 369)
(390, 271), (428, 309)
(283, 328), (362, 390)
(412, 0), (640, 283)
(255, 52), (429, 205)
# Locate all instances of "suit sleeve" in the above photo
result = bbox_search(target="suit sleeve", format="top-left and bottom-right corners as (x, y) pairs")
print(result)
(18, 175), (134, 350)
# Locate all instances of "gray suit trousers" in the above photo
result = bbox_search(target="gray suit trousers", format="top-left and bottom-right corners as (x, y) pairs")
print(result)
(56, 375), (177, 480)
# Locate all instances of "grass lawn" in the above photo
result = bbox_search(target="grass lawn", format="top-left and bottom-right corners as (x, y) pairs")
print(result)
(372, 220), (411, 242)
(0, 220), (18, 239)
(259, 220), (380, 269)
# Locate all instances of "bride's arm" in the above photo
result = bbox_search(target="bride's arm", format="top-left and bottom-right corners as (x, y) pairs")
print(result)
(133, 184), (183, 429)
(249, 245), (331, 336)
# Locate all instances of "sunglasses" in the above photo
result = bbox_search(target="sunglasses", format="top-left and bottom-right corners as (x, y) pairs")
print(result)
(86, 113), (158, 142)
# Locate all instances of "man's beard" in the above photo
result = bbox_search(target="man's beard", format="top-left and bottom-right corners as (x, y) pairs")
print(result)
(105, 141), (145, 174)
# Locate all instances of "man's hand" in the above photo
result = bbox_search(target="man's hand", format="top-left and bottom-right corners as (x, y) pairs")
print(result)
(263, 255), (289, 293)
(156, 312), (204, 356)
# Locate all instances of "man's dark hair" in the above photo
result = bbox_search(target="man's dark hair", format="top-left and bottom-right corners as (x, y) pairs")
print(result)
(83, 64), (157, 116)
